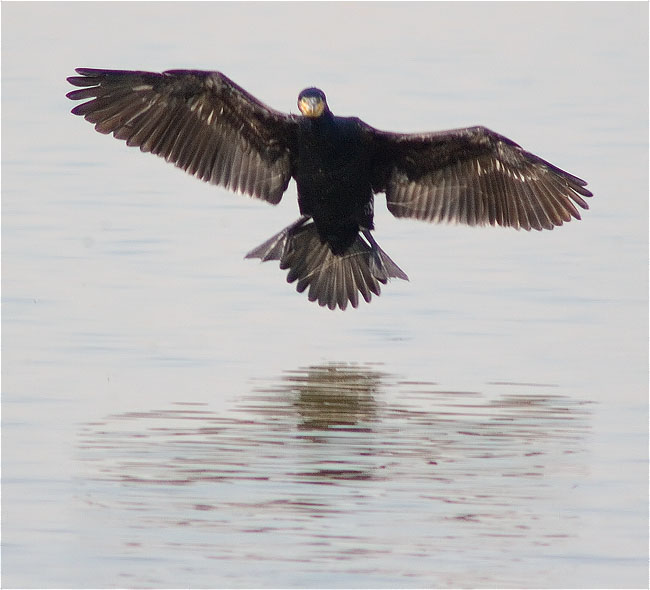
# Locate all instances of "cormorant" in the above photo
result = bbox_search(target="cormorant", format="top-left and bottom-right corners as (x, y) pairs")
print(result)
(66, 68), (592, 310)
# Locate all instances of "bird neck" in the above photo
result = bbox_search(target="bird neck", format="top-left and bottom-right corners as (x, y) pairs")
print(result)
(307, 110), (334, 132)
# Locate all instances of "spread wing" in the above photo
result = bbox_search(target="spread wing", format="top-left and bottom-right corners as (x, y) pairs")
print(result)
(66, 68), (298, 204)
(369, 125), (592, 231)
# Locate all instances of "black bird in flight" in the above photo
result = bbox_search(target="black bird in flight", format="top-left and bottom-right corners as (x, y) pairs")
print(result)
(66, 68), (592, 310)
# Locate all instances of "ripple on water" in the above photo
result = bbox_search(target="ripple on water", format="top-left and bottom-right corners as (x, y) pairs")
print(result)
(76, 363), (593, 587)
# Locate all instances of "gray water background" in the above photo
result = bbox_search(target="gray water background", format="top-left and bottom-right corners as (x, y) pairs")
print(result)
(2, 2), (648, 588)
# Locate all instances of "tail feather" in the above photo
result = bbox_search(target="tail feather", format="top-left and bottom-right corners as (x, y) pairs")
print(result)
(244, 216), (309, 261)
(245, 218), (409, 310)
(363, 229), (410, 282)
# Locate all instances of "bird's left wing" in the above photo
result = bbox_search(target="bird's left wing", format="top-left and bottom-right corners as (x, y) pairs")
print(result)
(367, 125), (592, 231)
(67, 68), (297, 204)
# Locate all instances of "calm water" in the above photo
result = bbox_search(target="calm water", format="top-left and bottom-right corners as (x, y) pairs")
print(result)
(2, 3), (648, 588)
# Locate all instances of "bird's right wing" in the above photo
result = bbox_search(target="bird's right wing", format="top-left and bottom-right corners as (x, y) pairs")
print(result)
(66, 68), (298, 204)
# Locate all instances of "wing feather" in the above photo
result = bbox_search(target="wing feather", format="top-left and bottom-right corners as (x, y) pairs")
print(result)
(367, 125), (591, 231)
(67, 68), (296, 204)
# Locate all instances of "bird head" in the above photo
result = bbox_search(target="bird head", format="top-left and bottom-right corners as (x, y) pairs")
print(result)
(297, 88), (328, 118)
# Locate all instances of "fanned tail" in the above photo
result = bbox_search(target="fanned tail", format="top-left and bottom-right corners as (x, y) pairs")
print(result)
(245, 217), (408, 310)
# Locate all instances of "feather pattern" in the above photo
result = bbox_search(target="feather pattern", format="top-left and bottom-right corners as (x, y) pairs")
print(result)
(366, 125), (592, 231)
(66, 68), (296, 204)
(245, 219), (408, 310)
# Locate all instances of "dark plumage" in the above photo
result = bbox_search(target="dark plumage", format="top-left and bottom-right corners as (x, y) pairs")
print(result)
(66, 68), (592, 309)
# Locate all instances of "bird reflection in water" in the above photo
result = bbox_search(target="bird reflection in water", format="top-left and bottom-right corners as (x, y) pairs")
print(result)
(77, 364), (591, 498)
(262, 363), (383, 431)
(76, 364), (594, 576)
(224, 363), (387, 482)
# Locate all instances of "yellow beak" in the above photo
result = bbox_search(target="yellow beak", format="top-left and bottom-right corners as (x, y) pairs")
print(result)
(299, 97), (325, 118)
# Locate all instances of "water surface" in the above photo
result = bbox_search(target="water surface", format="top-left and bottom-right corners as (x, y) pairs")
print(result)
(75, 365), (594, 588)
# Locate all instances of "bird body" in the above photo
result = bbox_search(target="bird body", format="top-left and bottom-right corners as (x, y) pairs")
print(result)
(66, 68), (592, 309)
(294, 111), (375, 254)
